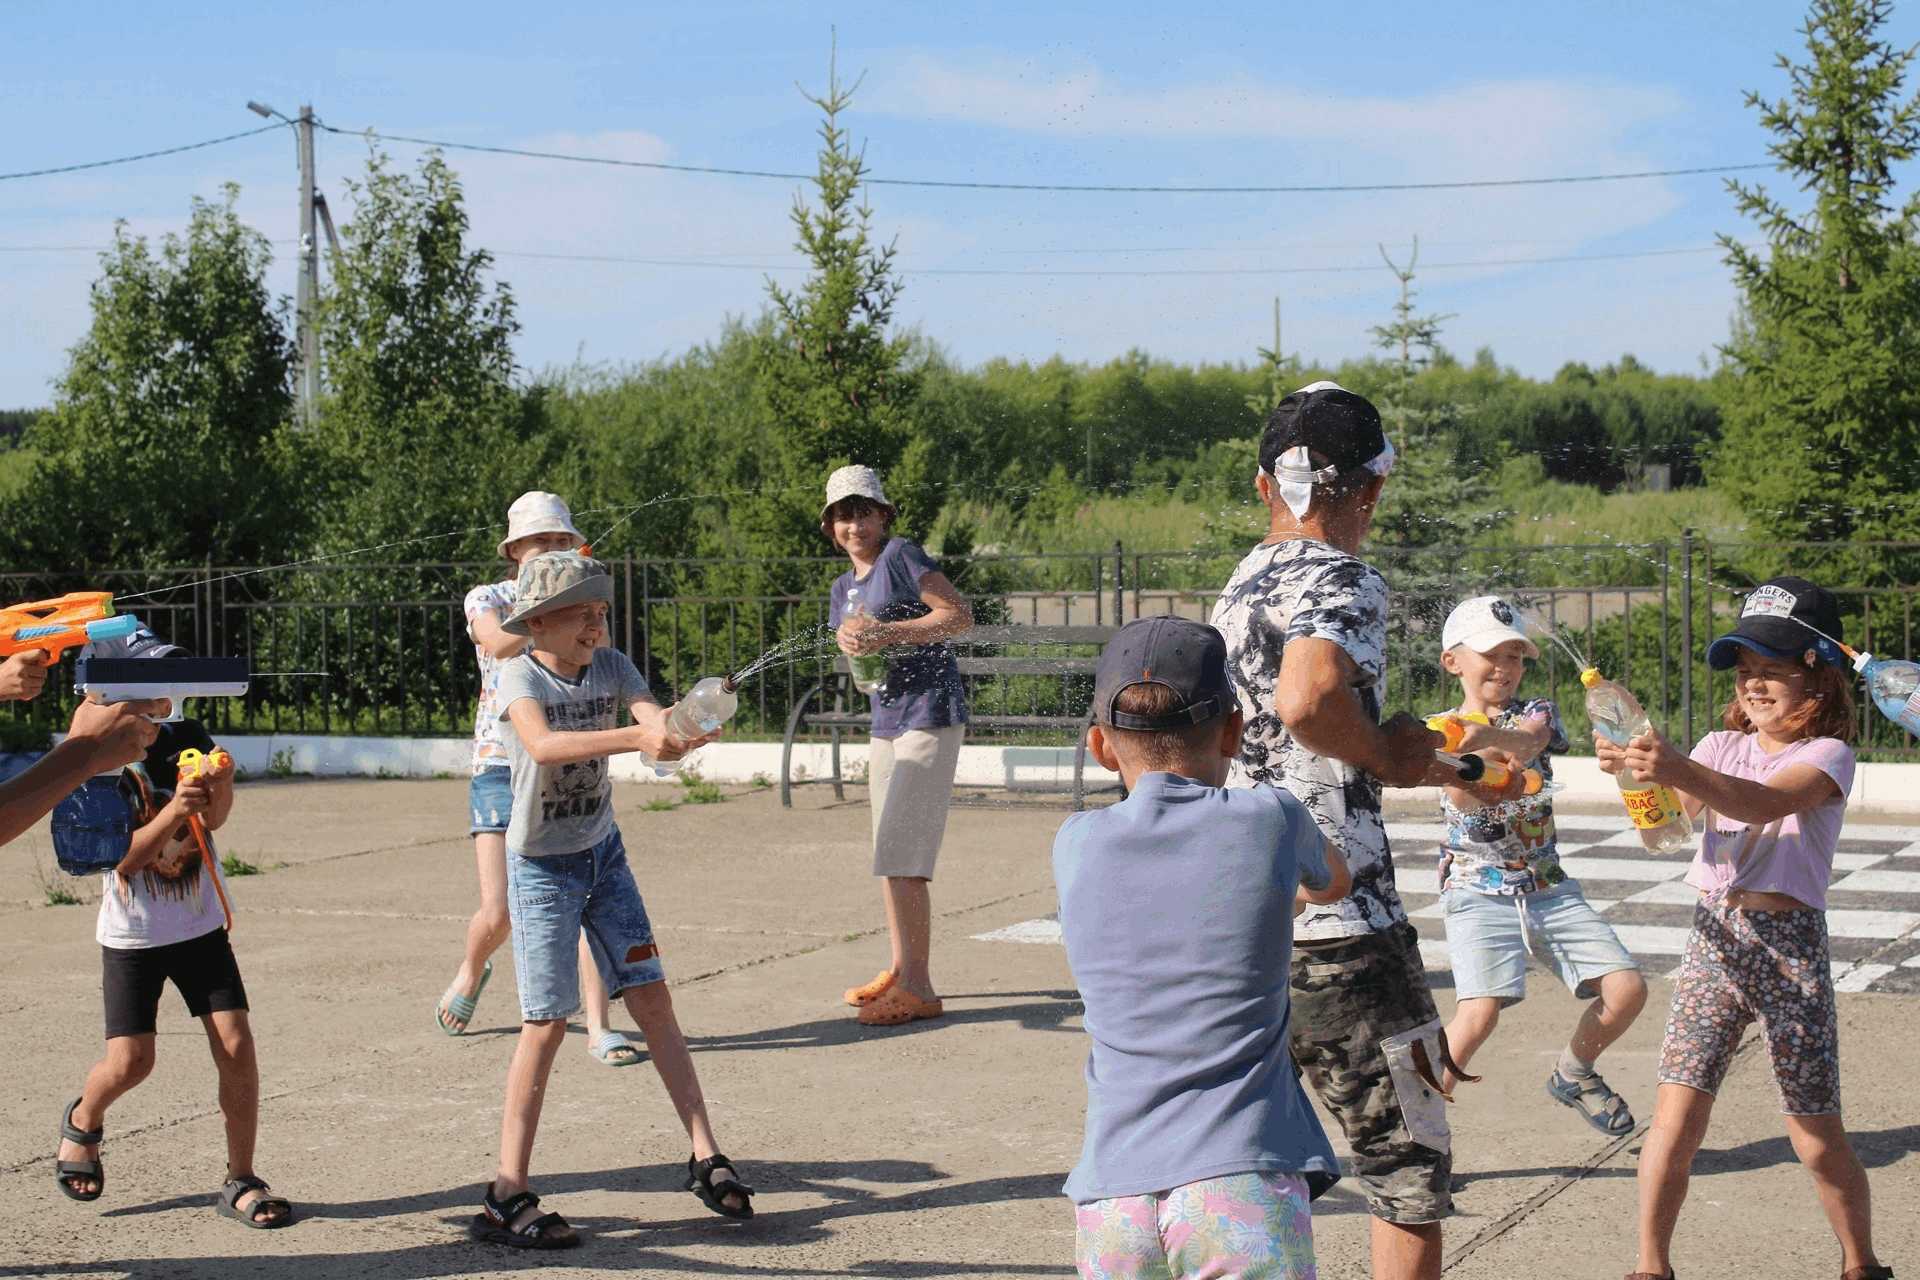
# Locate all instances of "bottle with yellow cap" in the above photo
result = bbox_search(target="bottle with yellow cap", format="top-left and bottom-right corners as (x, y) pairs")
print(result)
(1580, 668), (1692, 853)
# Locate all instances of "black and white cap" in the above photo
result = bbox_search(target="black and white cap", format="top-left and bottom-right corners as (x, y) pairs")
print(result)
(1707, 576), (1847, 670)
(1259, 381), (1395, 518)
(1092, 615), (1235, 730)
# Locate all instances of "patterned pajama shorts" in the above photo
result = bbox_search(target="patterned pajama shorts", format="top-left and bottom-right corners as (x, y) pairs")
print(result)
(1075, 1171), (1317, 1280)
(1659, 899), (1841, 1115)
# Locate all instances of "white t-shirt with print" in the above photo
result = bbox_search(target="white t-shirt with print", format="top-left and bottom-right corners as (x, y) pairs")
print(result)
(1210, 537), (1408, 941)
(465, 579), (529, 775)
(96, 819), (230, 950)
(495, 647), (650, 857)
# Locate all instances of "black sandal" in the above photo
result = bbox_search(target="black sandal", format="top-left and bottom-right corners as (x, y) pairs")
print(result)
(56, 1098), (104, 1203)
(468, 1183), (579, 1249)
(217, 1174), (294, 1229)
(685, 1152), (755, 1220)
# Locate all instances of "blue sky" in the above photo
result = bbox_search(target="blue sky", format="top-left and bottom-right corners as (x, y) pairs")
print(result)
(4, 1), (1910, 407)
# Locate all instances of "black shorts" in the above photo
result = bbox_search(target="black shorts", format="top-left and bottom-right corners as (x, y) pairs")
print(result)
(102, 928), (249, 1040)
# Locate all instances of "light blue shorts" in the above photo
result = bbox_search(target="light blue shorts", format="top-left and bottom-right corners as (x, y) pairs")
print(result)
(506, 826), (665, 1021)
(470, 765), (513, 835)
(1441, 879), (1637, 1005)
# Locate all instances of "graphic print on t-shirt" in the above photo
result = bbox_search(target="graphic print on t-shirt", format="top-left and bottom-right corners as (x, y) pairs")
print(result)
(537, 692), (624, 821)
(1434, 696), (1570, 895)
(1210, 538), (1408, 940)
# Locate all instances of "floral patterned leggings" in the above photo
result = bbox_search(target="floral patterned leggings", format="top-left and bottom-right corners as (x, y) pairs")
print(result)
(1074, 1170), (1316, 1280)
(1659, 899), (1841, 1115)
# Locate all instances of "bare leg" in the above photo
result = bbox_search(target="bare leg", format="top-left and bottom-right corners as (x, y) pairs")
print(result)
(1569, 967), (1648, 1063)
(1785, 1112), (1879, 1273)
(56, 1035), (156, 1197)
(490, 1017), (574, 1239)
(1441, 997), (1500, 1093)
(577, 934), (637, 1061)
(1371, 1218), (1442, 1280)
(884, 876), (935, 1000)
(441, 833), (510, 1030)
(1635, 1082), (1715, 1277)
(621, 981), (746, 1212)
(203, 1009), (285, 1224)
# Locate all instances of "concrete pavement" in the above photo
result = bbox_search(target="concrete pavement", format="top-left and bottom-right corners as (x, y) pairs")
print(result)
(2, 778), (1914, 1278)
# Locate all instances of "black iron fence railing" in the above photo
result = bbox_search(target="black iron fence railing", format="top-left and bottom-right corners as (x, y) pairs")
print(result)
(4, 535), (1915, 757)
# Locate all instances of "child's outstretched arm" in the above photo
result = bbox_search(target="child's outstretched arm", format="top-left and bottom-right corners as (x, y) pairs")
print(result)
(504, 696), (721, 767)
(1598, 728), (1839, 825)
(117, 775), (210, 878)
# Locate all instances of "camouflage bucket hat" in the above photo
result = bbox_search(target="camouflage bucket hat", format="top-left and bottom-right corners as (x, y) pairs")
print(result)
(501, 551), (614, 635)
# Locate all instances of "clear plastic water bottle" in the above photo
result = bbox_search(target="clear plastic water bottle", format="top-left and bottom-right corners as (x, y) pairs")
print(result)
(844, 589), (886, 695)
(649, 676), (739, 777)
(1853, 650), (1920, 735)
(1581, 668), (1693, 853)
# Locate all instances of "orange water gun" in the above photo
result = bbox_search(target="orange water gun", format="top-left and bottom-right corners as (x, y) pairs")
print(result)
(1427, 713), (1545, 795)
(176, 748), (236, 931)
(0, 592), (140, 662)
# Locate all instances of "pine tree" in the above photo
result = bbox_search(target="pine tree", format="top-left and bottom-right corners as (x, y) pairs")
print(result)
(1714, 0), (1920, 562)
(743, 38), (918, 564)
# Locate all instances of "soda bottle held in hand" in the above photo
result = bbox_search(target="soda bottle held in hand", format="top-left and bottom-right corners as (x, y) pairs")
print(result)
(844, 588), (887, 695)
(650, 677), (739, 778)
(1851, 649), (1920, 736)
(1581, 668), (1693, 853)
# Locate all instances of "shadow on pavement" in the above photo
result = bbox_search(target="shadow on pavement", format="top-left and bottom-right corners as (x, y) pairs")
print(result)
(688, 993), (1084, 1053)
(55, 1166), (1073, 1280)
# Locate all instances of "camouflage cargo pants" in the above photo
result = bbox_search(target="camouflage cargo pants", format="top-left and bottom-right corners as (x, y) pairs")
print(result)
(1290, 922), (1453, 1224)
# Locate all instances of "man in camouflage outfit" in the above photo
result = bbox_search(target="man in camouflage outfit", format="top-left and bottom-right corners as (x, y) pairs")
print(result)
(1211, 383), (1516, 1280)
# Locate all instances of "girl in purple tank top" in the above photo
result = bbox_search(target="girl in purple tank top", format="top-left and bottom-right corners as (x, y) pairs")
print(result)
(1592, 575), (1888, 1280)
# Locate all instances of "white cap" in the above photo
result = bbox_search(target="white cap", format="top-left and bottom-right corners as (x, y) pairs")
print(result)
(1442, 596), (1539, 659)
(819, 465), (893, 523)
(497, 491), (585, 559)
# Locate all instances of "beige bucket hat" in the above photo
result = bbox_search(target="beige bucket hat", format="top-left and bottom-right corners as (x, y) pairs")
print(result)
(497, 491), (585, 559)
(501, 551), (614, 636)
(819, 465), (894, 524)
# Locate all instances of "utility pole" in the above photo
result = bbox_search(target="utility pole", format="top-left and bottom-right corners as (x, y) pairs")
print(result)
(250, 100), (337, 426)
(295, 106), (319, 425)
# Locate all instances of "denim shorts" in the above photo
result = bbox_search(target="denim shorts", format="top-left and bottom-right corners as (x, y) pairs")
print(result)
(470, 766), (513, 835)
(506, 826), (664, 1021)
(1441, 878), (1638, 1005)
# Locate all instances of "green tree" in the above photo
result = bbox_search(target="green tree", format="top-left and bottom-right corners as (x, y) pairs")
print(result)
(308, 149), (549, 560)
(746, 44), (918, 561)
(0, 188), (297, 571)
(1714, 0), (1920, 557)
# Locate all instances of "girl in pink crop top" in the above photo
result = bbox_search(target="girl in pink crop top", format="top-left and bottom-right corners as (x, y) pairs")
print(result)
(1591, 574), (1889, 1280)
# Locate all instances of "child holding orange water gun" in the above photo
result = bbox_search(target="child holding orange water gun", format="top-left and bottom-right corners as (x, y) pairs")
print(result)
(49, 638), (293, 1228)
(1426, 597), (1648, 1135)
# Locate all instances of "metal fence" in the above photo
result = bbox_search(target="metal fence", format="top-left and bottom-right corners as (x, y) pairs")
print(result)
(5, 535), (1916, 756)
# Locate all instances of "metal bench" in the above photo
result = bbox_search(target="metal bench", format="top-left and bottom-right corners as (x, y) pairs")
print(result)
(779, 624), (1119, 810)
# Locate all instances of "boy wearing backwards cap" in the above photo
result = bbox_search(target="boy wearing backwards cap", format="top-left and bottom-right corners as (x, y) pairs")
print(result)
(1055, 615), (1351, 1280)
(471, 550), (752, 1248)
(1428, 596), (1647, 1135)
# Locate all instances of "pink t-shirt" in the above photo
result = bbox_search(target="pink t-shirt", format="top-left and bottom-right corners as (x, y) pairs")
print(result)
(1684, 732), (1855, 909)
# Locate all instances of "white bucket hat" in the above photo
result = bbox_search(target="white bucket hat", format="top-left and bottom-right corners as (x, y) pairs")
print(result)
(497, 491), (585, 559)
(1442, 596), (1540, 659)
(819, 465), (894, 524)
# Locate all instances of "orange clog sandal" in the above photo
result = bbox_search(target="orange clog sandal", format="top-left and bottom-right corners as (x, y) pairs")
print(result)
(857, 987), (944, 1026)
(844, 970), (897, 1007)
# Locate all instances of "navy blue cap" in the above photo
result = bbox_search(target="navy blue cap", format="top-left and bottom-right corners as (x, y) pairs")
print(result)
(1093, 616), (1235, 730)
(1707, 576), (1847, 670)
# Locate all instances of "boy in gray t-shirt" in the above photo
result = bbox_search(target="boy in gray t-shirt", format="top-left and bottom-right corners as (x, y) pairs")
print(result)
(470, 551), (753, 1249)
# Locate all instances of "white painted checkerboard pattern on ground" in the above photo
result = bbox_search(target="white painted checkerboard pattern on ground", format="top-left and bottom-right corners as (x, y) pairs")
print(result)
(974, 816), (1920, 996)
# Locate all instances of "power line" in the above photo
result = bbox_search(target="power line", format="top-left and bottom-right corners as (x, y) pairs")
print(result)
(0, 124), (285, 182)
(328, 123), (1768, 194)
(0, 115), (1769, 195)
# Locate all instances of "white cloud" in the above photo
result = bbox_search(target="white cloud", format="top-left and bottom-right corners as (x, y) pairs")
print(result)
(873, 60), (1685, 178)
